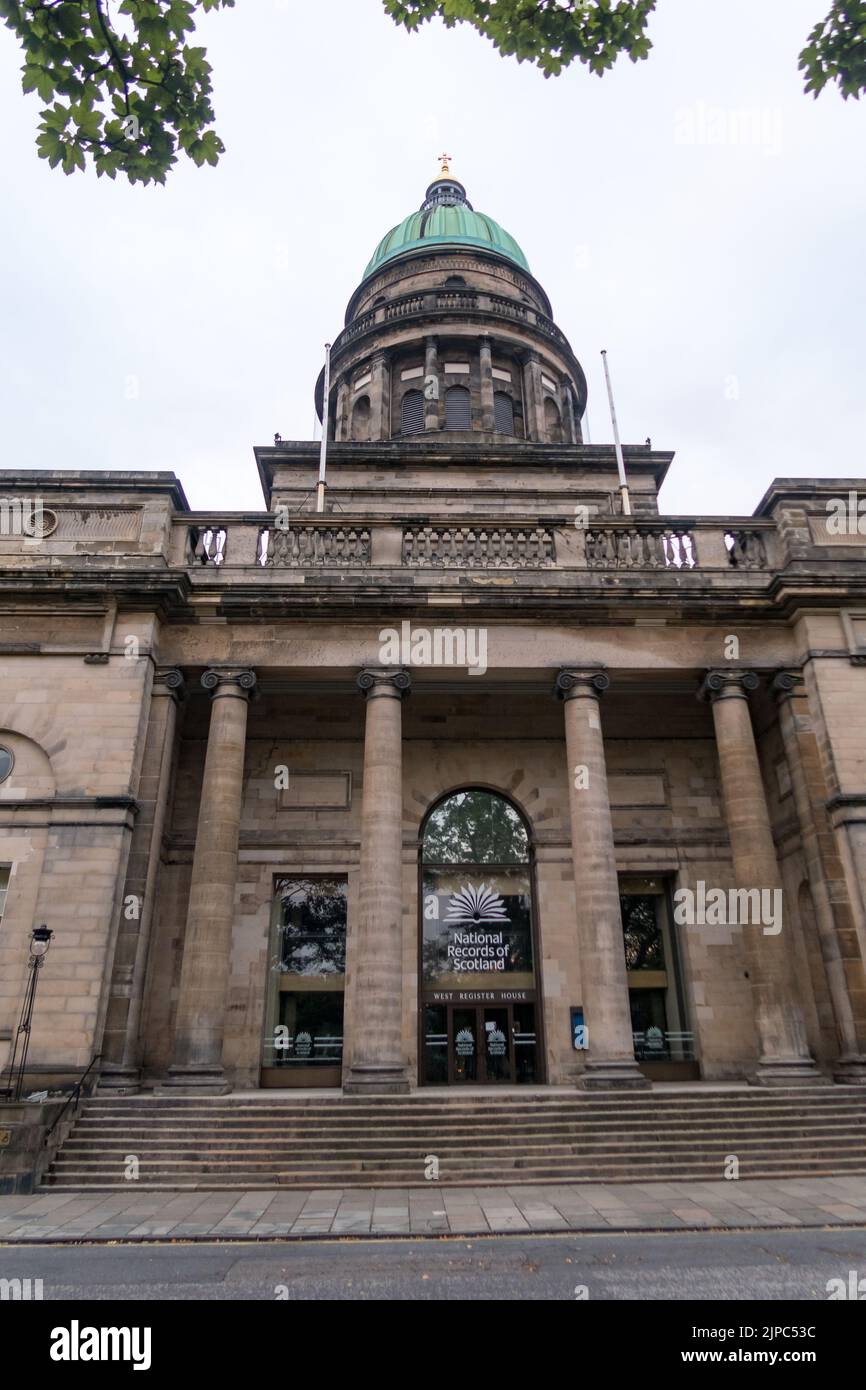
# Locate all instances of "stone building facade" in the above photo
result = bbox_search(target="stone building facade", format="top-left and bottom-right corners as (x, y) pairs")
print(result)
(1, 166), (866, 1101)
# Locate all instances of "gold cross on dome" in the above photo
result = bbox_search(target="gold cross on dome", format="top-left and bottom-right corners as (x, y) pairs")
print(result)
(438, 153), (452, 176)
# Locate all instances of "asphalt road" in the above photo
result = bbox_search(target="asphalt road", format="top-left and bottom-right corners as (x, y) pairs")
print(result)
(2, 1226), (866, 1300)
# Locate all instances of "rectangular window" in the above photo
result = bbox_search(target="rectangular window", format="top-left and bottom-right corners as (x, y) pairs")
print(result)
(401, 366), (424, 381)
(492, 368), (512, 383)
(541, 374), (558, 393)
(621, 878), (695, 1063)
(261, 875), (348, 1086)
(443, 362), (470, 373)
(0, 867), (9, 923)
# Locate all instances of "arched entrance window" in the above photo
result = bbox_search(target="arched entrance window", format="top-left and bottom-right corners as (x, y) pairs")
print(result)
(419, 789), (542, 1085)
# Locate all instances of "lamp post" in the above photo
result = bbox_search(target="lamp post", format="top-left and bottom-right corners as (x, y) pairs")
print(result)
(2, 926), (53, 1103)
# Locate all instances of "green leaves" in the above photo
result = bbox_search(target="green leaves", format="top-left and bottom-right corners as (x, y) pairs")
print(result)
(381, 0), (658, 77)
(799, 2), (866, 99)
(1, 0), (235, 184)
(383, 0), (866, 98)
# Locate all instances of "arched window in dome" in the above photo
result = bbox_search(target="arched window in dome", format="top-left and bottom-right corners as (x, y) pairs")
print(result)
(493, 392), (514, 436)
(445, 385), (471, 431)
(401, 389), (424, 435)
(544, 396), (563, 444)
(352, 395), (370, 442)
(443, 275), (466, 287)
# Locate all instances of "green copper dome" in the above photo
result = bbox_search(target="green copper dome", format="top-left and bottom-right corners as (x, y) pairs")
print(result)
(363, 174), (530, 278)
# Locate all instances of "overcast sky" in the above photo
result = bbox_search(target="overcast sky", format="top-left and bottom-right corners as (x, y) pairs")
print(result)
(1, 0), (863, 516)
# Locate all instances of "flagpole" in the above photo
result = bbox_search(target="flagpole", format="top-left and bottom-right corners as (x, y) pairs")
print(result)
(601, 349), (632, 517)
(316, 342), (332, 514)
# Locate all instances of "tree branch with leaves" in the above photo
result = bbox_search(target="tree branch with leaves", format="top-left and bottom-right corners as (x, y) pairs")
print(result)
(0, 0), (233, 184)
(2, 0), (864, 187)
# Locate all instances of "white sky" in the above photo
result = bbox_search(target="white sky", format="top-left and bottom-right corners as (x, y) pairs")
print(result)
(1, 0), (863, 516)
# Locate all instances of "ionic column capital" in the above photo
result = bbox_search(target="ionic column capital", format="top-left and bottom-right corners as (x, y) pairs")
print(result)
(555, 668), (610, 702)
(201, 668), (257, 700)
(770, 670), (805, 704)
(357, 668), (411, 701)
(154, 668), (186, 701)
(699, 670), (759, 703)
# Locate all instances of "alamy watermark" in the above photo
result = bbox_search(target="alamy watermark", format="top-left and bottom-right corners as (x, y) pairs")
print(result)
(379, 621), (487, 676)
(674, 103), (783, 157)
(673, 881), (783, 936)
(826, 492), (866, 536)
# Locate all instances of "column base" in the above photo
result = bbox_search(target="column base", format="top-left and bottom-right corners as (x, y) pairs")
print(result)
(579, 1060), (651, 1091)
(156, 1065), (231, 1096)
(831, 1053), (866, 1085)
(751, 1056), (829, 1087)
(97, 1065), (142, 1095)
(343, 1064), (410, 1096)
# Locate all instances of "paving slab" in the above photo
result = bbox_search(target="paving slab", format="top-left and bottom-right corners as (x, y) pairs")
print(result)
(2, 1176), (865, 1240)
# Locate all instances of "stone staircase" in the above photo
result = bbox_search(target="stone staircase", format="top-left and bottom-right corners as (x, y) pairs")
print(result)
(41, 1087), (866, 1191)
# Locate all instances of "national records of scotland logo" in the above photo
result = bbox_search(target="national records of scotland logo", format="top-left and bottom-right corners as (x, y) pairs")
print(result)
(444, 884), (509, 925)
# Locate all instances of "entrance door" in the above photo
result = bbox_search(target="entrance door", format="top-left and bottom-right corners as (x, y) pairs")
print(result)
(431, 1003), (538, 1085)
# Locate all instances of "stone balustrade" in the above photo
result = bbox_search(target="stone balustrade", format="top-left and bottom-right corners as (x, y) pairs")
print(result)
(403, 523), (555, 568)
(330, 286), (569, 357)
(175, 517), (781, 574)
(261, 525), (371, 568)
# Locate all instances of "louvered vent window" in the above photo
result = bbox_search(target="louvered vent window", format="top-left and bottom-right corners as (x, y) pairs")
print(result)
(402, 390), (424, 434)
(445, 386), (471, 430)
(494, 392), (514, 435)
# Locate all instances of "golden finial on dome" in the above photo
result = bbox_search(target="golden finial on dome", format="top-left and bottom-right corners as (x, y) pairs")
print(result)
(437, 152), (452, 178)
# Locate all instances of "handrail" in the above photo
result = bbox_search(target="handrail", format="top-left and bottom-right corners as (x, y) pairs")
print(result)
(43, 1053), (101, 1147)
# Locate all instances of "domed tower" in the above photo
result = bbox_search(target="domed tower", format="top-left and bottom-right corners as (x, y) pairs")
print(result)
(315, 159), (587, 447)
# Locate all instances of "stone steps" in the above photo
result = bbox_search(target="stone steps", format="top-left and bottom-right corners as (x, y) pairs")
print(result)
(43, 1089), (866, 1190)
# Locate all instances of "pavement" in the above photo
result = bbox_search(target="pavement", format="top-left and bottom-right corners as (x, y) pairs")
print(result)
(3, 1228), (866, 1300)
(2, 1174), (866, 1241)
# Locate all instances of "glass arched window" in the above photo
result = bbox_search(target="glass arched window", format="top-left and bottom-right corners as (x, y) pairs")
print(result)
(445, 385), (471, 430)
(493, 391), (514, 435)
(402, 389), (424, 434)
(420, 790), (539, 1086)
(352, 395), (370, 441)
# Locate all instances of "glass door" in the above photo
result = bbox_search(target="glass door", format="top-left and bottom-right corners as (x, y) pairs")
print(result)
(482, 1006), (511, 1083)
(451, 1007), (478, 1083)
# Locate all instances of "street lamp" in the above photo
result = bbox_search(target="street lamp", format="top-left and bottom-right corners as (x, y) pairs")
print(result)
(2, 925), (53, 1102)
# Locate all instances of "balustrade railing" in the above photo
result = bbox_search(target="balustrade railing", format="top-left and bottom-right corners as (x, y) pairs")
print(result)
(403, 524), (555, 569)
(180, 518), (777, 574)
(584, 526), (698, 570)
(261, 525), (371, 568)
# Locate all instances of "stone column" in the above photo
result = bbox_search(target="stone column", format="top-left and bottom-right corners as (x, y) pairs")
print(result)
(163, 668), (256, 1092)
(100, 668), (184, 1091)
(344, 668), (411, 1094)
(701, 671), (822, 1084)
(522, 351), (546, 441)
(562, 379), (580, 444)
(369, 351), (391, 440)
(556, 670), (649, 1088)
(424, 337), (440, 432)
(335, 377), (349, 443)
(772, 672), (866, 1082)
(479, 337), (495, 432)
